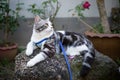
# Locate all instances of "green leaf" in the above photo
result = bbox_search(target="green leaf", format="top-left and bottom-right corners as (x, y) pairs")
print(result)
(16, 3), (24, 6)
(52, 0), (57, 3)
(42, 1), (49, 6)
(93, 23), (104, 33)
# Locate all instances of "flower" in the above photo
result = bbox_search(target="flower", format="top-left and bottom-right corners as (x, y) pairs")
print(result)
(70, 1), (91, 17)
(82, 1), (91, 9)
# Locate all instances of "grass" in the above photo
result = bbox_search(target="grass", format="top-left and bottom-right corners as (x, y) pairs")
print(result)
(115, 58), (120, 66)
(0, 60), (15, 80)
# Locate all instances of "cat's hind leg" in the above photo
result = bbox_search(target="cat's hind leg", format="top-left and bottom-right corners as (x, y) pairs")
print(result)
(80, 50), (95, 77)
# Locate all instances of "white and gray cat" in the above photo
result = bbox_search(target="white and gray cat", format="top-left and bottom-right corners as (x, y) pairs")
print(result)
(26, 15), (95, 77)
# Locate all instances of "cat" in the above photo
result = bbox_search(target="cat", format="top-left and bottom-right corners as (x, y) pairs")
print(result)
(26, 15), (95, 77)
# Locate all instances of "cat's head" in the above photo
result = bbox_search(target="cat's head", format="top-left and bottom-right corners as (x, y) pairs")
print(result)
(33, 15), (54, 34)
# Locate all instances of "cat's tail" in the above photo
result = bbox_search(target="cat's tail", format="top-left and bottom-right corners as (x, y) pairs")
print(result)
(80, 49), (95, 77)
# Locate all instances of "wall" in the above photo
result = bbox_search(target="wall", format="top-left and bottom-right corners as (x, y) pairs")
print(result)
(0, 0), (119, 46)
(0, 18), (100, 46)
(10, 0), (119, 18)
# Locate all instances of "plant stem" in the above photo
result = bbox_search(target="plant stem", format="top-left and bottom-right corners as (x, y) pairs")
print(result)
(4, 0), (10, 42)
(78, 18), (100, 33)
(51, 1), (61, 23)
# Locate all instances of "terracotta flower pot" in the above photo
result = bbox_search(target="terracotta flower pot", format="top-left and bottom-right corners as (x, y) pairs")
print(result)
(0, 43), (18, 61)
(85, 31), (120, 60)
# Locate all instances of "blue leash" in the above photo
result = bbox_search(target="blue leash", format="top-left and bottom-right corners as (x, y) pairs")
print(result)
(59, 41), (72, 80)
(35, 37), (72, 80)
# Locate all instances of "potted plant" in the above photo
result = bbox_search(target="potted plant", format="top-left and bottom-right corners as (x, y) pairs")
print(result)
(71, 0), (120, 60)
(0, 0), (24, 61)
(111, 0), (120, 32)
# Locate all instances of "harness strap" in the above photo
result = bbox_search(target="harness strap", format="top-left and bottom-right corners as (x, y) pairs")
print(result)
(35, 38), (49, 45)
(59, 41), (72, 80)
(34, 38), (48, 49)
(34, 32), (72, 80)
(34, 33), (54, 48)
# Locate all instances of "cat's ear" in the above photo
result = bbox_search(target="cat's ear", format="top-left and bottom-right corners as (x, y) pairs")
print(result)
(34, 15), (41, 23)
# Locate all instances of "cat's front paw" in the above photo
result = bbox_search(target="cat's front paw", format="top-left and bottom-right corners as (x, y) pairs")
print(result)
(27, 59), (36, 67)
(26, 49), (33, 56)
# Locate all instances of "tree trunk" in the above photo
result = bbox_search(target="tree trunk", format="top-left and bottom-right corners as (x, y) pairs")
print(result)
(96, 0), (111, 33)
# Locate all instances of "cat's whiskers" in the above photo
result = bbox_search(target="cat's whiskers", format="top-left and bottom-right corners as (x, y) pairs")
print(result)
(31, 29), (54, 43)
(26, 16), (95, 77)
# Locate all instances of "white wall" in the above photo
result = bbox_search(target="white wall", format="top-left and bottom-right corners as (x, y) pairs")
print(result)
(58, 0), (119, 17)
(10, 0), (119, 18)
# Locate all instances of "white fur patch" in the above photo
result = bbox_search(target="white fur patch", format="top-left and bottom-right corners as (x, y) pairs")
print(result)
(27, 52), (47, 67)
(31, 29), (53, 42)
(31, 17), (54, 43)
(57, 31), (65, 34)
(66, 44), (89, 56)
(26, 41), (34, 56)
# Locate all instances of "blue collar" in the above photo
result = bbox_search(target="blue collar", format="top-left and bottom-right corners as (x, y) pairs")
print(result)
(35, 38), (49, 46)
(34, 34), (54, 46)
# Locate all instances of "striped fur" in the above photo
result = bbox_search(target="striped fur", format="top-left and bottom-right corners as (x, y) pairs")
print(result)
(55, 31), (95, 76)
(26, 16), (95, 77)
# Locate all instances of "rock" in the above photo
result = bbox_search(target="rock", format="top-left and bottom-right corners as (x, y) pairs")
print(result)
(15, 49), (69, 80)
(14, 49), (119, 80)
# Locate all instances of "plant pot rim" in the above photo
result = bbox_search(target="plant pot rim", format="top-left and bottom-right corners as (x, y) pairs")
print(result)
(0, 43), (18, 50)
(85, 31), (120, 38)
